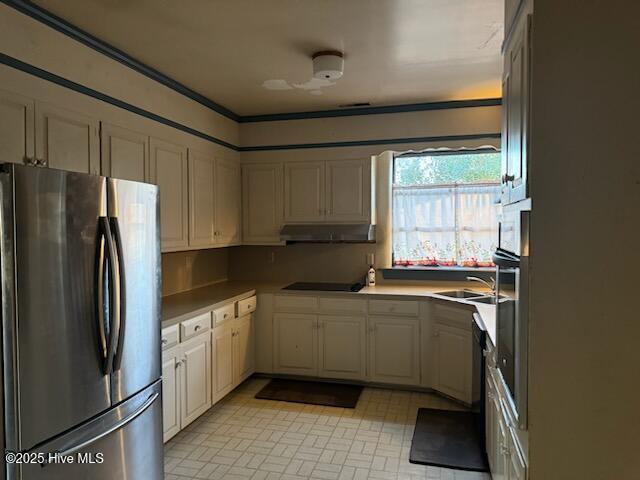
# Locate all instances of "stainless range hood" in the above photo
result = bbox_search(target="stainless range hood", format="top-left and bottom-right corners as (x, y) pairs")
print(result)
(280, 224), (376, 243)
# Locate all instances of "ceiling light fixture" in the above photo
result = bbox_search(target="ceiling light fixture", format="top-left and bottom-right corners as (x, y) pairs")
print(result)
(312, 51), (344, 80)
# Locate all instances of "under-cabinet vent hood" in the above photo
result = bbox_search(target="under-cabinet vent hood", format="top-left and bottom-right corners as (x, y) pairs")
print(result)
(280, 224), (375, 243)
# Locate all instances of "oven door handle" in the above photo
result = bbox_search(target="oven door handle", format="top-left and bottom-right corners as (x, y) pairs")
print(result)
(492, 248), (520, 268)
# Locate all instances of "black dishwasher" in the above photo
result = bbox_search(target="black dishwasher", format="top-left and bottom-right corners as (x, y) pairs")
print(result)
(471, 313), (487, 451)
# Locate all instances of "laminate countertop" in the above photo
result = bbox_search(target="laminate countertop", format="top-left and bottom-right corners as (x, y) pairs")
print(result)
(161, 280), (497, 345)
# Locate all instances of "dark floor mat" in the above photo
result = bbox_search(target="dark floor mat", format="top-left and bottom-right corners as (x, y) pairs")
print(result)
(409, 408), (489, 472)
(255, 379), (362, 408)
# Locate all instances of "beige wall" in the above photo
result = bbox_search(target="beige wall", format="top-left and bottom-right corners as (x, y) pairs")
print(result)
(240, 105), (501, 147)
(0, 3), (238, 145)
(228, 244), (375, 284)
(162, 249), (229, 297)
(527, 1), (640, 479)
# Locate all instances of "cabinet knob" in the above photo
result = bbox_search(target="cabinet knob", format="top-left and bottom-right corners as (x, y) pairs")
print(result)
(161, 339), (168, 345)
(194, 325), (201, 331)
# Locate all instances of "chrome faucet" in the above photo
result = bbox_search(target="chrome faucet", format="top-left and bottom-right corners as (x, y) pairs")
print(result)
(466, 276), (496, 294)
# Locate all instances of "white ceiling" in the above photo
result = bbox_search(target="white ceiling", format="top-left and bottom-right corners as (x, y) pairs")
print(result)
(34, 0), (504, 116)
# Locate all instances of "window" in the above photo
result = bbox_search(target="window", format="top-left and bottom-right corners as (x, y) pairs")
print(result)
(392, 150), (501, 268)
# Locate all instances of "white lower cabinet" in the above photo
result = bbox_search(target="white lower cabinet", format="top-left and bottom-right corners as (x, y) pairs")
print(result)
(233, 314), (255, 384)
(211, 322), (234, 403)
(274, 313), (318, 376)
(181, 335), (212, 428)
(318, 315), (366, 380)
(368, 316), (420, 385)
(161, 332), (211, 442)
(162, 298), (255, 443)
(212, 315), (256, 403)
(486, 344), (527, 480)
(161, 345), (181, 443)
(433, 323), (472, 404)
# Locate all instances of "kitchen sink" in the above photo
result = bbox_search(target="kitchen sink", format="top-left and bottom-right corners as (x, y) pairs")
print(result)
(435, 290), (485, 299)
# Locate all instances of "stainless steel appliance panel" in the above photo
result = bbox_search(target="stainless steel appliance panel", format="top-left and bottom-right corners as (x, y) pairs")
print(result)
(21, 381), (163, 480)
(11, 165), (111, 450)
(107, 178), (161, 403)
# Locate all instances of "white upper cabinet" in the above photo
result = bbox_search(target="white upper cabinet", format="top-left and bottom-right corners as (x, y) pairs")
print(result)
(100, 123), (149, 182)
(214, 157), (241, 245)
(284, 161), (325, 223)
(242, 163), (283, 244)
(35, 102), (100, 174)
(0, 89), (34, 165)
(325, 159), (371, 222)
(150, 137), (189, 251)
(188, 149), (216, 247)
(502, 10), (531, 205)
(282, 158), (374, 224)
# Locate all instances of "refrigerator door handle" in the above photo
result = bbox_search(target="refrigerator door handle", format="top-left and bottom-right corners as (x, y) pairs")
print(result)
(111, 216), (127, 371)
(103, 217), (120, 376)
(48, 392), (159, 462)
(96, 217), (109, 371)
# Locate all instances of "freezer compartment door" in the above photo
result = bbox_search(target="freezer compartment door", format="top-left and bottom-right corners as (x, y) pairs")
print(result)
(20, 381), (163, 480)
(10, 165), (111, 450)
(107, 178), (161, 403)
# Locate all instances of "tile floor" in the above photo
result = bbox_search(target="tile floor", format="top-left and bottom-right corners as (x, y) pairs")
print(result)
(164, 378), (490, 480)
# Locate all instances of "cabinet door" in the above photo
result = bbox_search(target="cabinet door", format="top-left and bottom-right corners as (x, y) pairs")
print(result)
(188, 150), (216, 247)
(212, 324), (234, 403)
(507, 428), (527, 480)
(180, 335), (212, 428)
(242, 163), (283, 244)
(274, 313), (317, 375)
(284, 161), (325, 222)
(100, 123), (149, 182)
(0, 89), (34, 165)
(149, 138), (189, 251)
(434, 323), (472, 404)
(35, 102), (99, 174)
(494, 399), (509, 480)
(318, 315), (366, 380)
(325, 159), (370, 222)
(215, 157), (241, 245)
(502, 13), (530, 205)
(368, 316), (420, 385)
(161, 346), (181, 443)
(233, 315), (255, 384)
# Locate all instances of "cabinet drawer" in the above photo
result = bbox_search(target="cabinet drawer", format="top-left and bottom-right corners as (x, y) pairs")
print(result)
(368, 299), (419, 316)
(213, 303), (235, 326)
(319, 297), (367, 314)
(433, 303), (473, 330)
(237, 295), (257, 316)
(274, 295), (318, 312)
(180, 312), (211, 341)
(161, 324), (179, 350)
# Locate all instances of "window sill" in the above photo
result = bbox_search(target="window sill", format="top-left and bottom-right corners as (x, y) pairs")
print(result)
(381, 266), (496, 282)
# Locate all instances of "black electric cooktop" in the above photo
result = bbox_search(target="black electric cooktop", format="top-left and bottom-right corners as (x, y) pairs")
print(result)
(282, 282), (364, 292)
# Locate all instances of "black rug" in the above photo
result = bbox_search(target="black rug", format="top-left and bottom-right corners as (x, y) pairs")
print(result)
(409, 408), (489, 472)
(255, 379), (363, 408)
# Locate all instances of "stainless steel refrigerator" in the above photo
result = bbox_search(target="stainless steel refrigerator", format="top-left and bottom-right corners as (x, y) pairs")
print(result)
(0, 164), (163, 479)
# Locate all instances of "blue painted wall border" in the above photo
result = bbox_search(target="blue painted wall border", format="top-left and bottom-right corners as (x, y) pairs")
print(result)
(0, 53), (501, 153)
(239, 98), (502, 123)
(240, 133), (501, 152)
(0, 52), (239, 151)
(2, 0), (502, 124)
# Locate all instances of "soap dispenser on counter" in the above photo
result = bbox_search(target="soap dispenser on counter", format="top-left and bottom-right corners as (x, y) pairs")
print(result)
(366, 266), (376, 286)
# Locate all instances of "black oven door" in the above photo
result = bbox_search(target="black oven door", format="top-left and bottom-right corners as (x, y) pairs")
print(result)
(493, 248), (520, 399)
